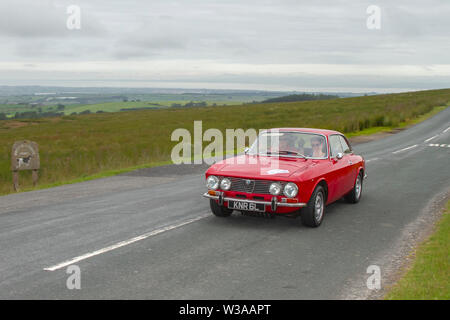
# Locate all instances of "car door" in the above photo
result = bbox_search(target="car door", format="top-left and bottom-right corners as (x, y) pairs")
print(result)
(327, 135), (347, 202)
(338, 135), (357, 192)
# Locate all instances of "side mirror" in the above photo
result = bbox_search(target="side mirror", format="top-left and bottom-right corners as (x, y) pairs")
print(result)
(336, 152), (343, 160)
(244, 147), (250, 154)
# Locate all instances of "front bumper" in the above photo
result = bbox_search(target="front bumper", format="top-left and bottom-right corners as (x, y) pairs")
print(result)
(203, 192), (307, 211)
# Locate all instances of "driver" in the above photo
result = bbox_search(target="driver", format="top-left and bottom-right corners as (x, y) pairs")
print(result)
(279, 135), (305, 155)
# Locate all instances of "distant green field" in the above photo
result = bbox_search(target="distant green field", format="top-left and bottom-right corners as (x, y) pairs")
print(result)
(0, 99), (246, 118)
(0, 88), (449, 195)
(64, 101), (166, 114)
(0, 91), (270, 118)
(0, 104), (36, 115)
(62, 100), (242, 114)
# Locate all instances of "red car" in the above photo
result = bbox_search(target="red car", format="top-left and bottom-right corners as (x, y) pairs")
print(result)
(203, 128), (366, 227)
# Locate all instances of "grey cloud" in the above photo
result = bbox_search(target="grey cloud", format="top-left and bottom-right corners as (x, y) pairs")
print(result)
(0, 0), (449, 90)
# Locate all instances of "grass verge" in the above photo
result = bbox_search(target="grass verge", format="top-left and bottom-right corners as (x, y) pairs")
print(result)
(385, 200), (450, 300)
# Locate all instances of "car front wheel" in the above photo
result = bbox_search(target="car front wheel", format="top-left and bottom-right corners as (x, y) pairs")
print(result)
(210, 199), (233, 217)
(301, 185), (325, 227)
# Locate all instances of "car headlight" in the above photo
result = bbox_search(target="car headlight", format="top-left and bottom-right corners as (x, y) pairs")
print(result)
(269, 182), (282, 195)
(220, 177), (231, 190)
(283, 182), (298, 198)
(206, 175), (219, 190)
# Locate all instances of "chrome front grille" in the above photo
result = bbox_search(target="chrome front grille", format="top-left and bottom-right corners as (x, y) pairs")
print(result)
(223, 177), (287, 195)
(229, 177), (255, 193)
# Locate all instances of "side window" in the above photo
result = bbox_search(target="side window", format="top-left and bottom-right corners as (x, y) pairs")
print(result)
(329, 135), (343, 157)
(339, 136), (351, 154)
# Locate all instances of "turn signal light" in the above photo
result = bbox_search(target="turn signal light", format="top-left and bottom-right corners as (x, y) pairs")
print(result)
(208, 190), (217, 196)
(282, 198), (298, 203)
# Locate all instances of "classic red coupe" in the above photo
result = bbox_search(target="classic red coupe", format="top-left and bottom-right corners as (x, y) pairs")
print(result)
(203, 128), (366, 227)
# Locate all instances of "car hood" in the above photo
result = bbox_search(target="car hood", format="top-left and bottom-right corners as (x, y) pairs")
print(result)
(210, 155), (314, 179)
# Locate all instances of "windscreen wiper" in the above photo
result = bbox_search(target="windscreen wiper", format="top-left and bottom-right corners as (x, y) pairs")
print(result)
(272, 150), (307, 158)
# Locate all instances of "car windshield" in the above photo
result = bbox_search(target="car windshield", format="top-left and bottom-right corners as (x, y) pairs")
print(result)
(248, 131), (328, 159)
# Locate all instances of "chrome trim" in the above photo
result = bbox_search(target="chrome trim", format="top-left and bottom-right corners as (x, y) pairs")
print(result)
(203, 192), (307, 208)
(218, 191), (224, 205)
(271, 197), (277, 211)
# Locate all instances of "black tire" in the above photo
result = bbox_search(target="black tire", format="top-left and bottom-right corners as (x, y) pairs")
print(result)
(301, 185), (326, 227)
(210, 199), (233, 217)
(345, 172), (363, 204)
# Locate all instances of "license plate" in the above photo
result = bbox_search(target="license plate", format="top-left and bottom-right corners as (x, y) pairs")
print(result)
(228, 200), (265, 212)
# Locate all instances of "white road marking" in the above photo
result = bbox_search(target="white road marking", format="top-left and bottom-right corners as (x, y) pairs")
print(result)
(428, 143), (450, 148)
(44, 215), (208, 271)
(392, 144), (418, 154)
(366, 158), (379, 163)
(424, 135), (439, 142)
(443, 127), (450, 133)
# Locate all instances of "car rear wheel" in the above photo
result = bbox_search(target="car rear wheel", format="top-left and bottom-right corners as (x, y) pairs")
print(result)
(210, 199), (233, 217)
(301, 185), (325, 227)
(345, 172), (363, 203)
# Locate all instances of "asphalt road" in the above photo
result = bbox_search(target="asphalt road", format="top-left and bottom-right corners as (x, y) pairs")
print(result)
(0, 108), (449, 299)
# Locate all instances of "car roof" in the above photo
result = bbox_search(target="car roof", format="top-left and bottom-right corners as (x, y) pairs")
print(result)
(262, 128), (343, 136)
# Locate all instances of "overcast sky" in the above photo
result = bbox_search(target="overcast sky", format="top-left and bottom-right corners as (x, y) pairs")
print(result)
(0, 0), (449, 92)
